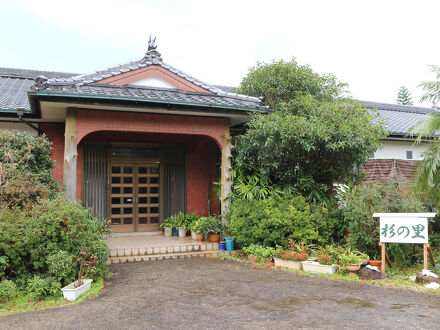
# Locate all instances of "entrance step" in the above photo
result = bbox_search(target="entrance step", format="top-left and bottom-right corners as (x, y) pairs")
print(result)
(108, 250), (234, 264)
(108, 242), (219, 258)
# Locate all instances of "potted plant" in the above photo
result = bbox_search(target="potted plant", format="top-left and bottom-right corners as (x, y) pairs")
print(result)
(160, 216), (174, 237)
(338, 248), (369, 276)
(302, 246), (337, 274)
(192, 218), (205, 242)
(200, 216), (224, 243)
(61, 249), (96, 301)
(185, 212), (199, 240)
(274, 241), (309, 270)
(175, 212), (187, 238)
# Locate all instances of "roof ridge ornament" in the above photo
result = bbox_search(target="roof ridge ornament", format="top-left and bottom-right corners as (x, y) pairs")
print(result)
(143, 34), (163, 64)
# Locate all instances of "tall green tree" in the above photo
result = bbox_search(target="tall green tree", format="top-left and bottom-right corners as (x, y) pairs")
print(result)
(396, 86), (413, 106)
(234, 59), (387, 203)
(411, 65), (440, 203)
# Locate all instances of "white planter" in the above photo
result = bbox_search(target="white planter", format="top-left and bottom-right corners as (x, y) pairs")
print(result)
(191, 230), (197, 240)
(163, 227), (172, 237)
(274, 257), (303, 270)
(178, 227), (186, 237)
(61, 279), (93, 301)
(301, 261), (336, 274)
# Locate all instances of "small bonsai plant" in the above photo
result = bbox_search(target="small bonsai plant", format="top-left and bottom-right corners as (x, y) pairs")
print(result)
(317, 246), (336, 266)
(75, 248), (97, 287)
(338, 248), (369, 266)
(276, 240), (309, 261)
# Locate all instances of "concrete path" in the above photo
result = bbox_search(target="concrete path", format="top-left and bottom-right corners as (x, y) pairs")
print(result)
(2, 258), (440, 329)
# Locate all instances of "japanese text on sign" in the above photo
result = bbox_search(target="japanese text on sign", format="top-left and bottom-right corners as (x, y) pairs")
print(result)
(380, 217), (428, 244)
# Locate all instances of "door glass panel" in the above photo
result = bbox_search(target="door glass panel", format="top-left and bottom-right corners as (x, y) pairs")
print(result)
(112, 177), (121, 184)
(139, 177), (148, 184)
(139, 187), (147, 194)
(151, 217), (159, 223)
(150, 177), (158, 184)
(123, 208), (132, 214)
(139, 197), (148, 204)
(123, 197), (133, 204)
(150, 197), (159, 203)
(112, 166), (121, 174)
(150, 167), (159, 174)
(112, 197), (120, 204)
(139, 217), (148, 224)
(124, 218), (133, 224)
(123, 166), (133, 174)
(150, 187), (159, 194)
(151, 207), (159, 214)
(111, 218), (121, 224)
(112, 208), (121, 215)
(112, 187), (121, 194)
(124, 187), (133, 194)
(138, 167), (147, 174)
(139, 207), (148, 214)
(124, 177), (133, 184)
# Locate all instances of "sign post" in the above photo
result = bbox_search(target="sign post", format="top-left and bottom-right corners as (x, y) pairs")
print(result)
(373, 213), (436, 274)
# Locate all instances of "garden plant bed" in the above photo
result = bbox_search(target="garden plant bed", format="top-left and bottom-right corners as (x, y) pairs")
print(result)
(217, 253), (440, 295)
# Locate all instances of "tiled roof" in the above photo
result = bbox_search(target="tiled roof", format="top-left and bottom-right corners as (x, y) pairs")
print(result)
(34, 83), (266, 111)
(358, 100), (435, 136)
(0, 68), (79, 113)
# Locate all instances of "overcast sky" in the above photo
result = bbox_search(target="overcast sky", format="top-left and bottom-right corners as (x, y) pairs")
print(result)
(1, 0), (439, 106)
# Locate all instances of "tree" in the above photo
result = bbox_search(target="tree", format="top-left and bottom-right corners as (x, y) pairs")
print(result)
(410, 65), (440, 203)
(396, 86), (413, 106)
(234, 60), (387, 203)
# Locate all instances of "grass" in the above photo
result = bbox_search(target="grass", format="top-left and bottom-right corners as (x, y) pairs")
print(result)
(217, 253), (439, 295)
(0, 278), (104, 317)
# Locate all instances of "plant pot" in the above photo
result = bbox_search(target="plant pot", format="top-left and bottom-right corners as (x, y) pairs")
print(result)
(172, 227), (178, 236)
(163, 227), (172, 237)
(208, 232), (220, 243)
(191, 230), (197, 240)
(301, 261), (336, 274)
(61, 279), (93, 301)
(368, 260), (381, 269)
(196, 233), (204, 242)
(345, 264), (360, 276)
(274, 257), (303, 270)
(225, 237), (235, 251)
(178, 227), (186, 238)
(219, 241), (226, 251)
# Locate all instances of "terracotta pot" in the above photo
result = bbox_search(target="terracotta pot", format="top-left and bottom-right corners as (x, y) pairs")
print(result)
(368, 260), (382, 269)
(208, 232), (220, 243)
(345, 264), (360, 276)
(196, 233), (204, 242)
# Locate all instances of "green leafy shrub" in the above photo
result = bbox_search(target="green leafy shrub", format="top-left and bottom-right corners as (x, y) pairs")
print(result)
(228, 194), (333, 248)
(0, 131), (59, 194)
(242, 244), (279, 261)
(198, 216), (224, 236)
(27, 275), (61, 300)
(0, 195), (109, 285)
(47, 250), (75, 283)
(276, 250), (308, 262)
(0, 279), (17, 303)
(344, 178), (425, 265)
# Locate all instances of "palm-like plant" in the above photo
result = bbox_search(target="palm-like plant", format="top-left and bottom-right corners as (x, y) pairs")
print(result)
(410, 65), (440, 194)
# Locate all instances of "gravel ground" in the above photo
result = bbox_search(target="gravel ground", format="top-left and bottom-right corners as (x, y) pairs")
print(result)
(2, 258), (440, 329)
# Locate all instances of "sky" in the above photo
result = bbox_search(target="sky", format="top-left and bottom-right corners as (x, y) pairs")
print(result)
(1, 0), (439, 106)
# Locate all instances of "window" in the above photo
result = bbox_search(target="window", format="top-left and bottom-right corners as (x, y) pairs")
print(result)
(406, 151), (413, 160)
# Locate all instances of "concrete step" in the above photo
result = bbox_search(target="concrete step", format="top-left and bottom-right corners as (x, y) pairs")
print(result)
(108, 242), (219, 258)
(107, 250), (232, 264)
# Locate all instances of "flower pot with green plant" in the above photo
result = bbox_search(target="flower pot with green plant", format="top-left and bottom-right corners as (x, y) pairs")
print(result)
(160, 216), (175, 237)
(185, 212), (200, 240)
(199, 216), (224, 243)
(338, 248), (369, 276)
(302, 245), (337, 274)
(175, 212), (188, 238)
(192, 218), (205, 242)
(274, 241), (309, 270)
(61, 248), (97, 301)
(243, 244), (279, 265)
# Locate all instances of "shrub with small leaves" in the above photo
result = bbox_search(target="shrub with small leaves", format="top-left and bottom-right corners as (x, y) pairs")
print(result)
(27, 275), (61, 300)
(276, 250), (308, 262)
(47, 250), (75, 285)
(242, 244), (279, 261)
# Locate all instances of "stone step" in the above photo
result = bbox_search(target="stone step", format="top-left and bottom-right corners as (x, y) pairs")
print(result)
(109, 242), (219, 258)
(107, 250), (232, 264)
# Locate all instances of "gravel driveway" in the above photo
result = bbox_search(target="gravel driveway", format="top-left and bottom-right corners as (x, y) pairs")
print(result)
(2, 258), (440, 329)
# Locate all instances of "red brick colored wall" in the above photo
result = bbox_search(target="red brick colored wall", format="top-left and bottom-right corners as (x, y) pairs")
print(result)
(76, 110), (225, 149)
(40, 123), (82, 200)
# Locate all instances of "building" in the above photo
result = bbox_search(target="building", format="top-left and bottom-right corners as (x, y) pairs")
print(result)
(0, 41), (265, 233)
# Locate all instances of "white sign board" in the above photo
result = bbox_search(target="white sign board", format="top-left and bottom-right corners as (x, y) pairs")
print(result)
(379, 217), (428, 244)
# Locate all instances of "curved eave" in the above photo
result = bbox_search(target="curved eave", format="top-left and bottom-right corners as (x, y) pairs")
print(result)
(30, 90), (267, 115)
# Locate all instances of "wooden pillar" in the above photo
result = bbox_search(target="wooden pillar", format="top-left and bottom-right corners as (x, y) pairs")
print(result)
(380, 242), (386, 274)
(63, 109), (77, 202)
(220, 121), (232, 216)
(423, 243), (428, 270)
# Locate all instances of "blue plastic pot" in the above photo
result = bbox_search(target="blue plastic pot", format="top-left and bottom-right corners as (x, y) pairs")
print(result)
(172, 227), (179, 236)
(225, 237), (234, 251)
(218, 242), (226, 251)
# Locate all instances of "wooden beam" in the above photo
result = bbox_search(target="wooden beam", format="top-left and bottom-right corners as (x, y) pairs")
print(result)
(220, 121), (232, 216)
(63, 109), (77, 202)
(423, 243), (428, 270)
(428, 244), (436, 267)
(379, 242), (386, 274)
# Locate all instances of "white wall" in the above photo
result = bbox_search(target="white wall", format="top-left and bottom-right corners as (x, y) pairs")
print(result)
(372, 140), (429, 160)
(0, 122), (39, 137)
